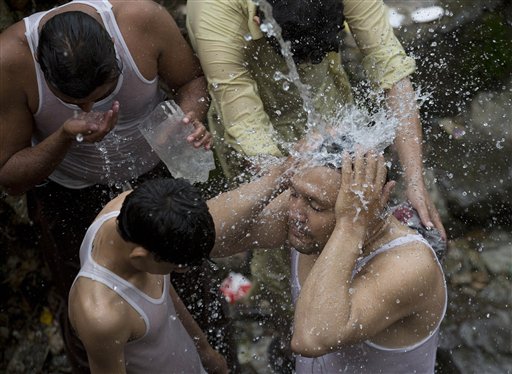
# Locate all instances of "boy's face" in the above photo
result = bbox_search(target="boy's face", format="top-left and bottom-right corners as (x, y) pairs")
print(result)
(287, 166), (340, 254)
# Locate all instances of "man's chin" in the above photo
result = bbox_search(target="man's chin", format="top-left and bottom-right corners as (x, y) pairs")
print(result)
(288, 234), (318, 255)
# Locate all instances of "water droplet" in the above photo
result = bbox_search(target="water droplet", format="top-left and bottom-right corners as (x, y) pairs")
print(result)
(243, 33), (253, 41)
(282, 82), (290, 91)
(396, 299), (401, 304)
(273, 71), (284, 81)
(75, 133), (84, 142)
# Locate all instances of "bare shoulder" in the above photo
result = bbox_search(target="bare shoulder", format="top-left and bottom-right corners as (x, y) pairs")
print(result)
(368, 238), (444, 290)
(0, 21), (35, 94)
(111, 0), (174, 31)
(69, 278), (133, 344)
(96, 190), (131, 218)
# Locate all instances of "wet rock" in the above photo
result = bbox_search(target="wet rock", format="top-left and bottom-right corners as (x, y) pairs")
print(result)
(469, 84), (512, 144)
(481, 247), (512, 275)
(479, 276), (512, 305)
(6, 329), (49, 373)
(451, 347), (512, 374)
(459, 310), (512, 354)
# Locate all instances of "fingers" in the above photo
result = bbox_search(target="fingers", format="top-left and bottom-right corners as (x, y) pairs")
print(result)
(430, 210), (447, 240)
(188, 126), (212, 149)
(416, 201), (447, 240)
(353, 148), (365, 186)
(374, 153), (387, 190)
(182, 111), (213, 149)
(341, 151), (352, 188)
(346, 150), (385, 189)
(380, 180), (396, 210)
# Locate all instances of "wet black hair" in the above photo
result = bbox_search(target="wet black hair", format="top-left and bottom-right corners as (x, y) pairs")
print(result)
(262, 0), (344, 64)
(37, 11), (121, 99)
(117, 178), (215, 267)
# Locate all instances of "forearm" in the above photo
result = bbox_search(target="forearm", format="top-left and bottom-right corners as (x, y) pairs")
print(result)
(292, 221), (365, 355)
(386, 78), (424, 185)
(175, 75), (210, 122)
(169, 285), (211, 353)
(0, 129), (73, 195)
(209, 162), (288, 256)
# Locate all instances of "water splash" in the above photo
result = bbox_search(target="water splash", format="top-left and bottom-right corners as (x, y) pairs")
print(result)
(255, 0), (430, 173)
(257, 0), (322, 128)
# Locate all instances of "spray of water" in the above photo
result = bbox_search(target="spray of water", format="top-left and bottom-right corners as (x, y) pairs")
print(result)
(256, 0), (321, 128)
(255, 0), (406, 170)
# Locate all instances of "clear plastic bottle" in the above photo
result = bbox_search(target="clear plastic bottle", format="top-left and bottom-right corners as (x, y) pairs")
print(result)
(139, 101), (215, 183)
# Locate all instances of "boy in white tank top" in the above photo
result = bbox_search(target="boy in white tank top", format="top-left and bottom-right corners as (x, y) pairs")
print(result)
(68, 178), (227, 373)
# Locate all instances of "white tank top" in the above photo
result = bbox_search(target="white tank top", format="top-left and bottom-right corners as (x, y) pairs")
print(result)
(291, 234), (448, 374)
(24, 0), (164, 188)
(72, 211), (206, 373)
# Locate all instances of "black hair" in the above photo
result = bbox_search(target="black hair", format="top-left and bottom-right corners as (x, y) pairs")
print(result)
(262, 0), (344, 64)
(37, 11), (121, 99)
(117, 178), (215, 266)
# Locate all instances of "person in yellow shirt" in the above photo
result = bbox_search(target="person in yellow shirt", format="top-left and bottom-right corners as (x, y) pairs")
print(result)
(187, 0), (444, 236)
(187, 1), (445, 369)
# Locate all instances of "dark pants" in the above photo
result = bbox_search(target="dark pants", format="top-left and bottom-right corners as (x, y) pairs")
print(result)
(27, 163), (239, 373)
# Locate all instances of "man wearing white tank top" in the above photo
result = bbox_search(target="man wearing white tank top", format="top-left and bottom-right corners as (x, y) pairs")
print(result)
(69, 178), (227, 373)
(208, 144), (447, 373)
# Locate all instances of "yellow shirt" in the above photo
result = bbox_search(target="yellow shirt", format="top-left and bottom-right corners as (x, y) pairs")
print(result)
(187, 0), (415, 175)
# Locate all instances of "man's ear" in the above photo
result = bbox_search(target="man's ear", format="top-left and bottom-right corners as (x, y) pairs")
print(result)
(129, 246), (150, 260)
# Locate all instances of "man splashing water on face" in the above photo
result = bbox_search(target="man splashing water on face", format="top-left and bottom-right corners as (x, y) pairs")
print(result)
(207, 131), (447, 373)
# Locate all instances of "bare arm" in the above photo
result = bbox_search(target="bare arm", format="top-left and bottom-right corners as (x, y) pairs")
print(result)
(292, 152), (437, 356)
(137, 2), (210, 138)
(387, 80), (445, 240)
(208, 162), (291, 257)
(68, 281), (130, 374)
(169, 284), (228, 373)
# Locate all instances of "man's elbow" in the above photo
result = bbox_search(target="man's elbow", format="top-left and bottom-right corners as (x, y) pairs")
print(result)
(291, 331), (333, 357)
(291, 326), (360, 357)
(0, 179), (28, 197)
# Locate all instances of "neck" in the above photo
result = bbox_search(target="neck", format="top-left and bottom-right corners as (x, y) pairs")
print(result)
(93, 219), (141, 279)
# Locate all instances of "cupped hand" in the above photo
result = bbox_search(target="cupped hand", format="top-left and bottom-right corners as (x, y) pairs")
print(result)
(63, 101), (120, 143)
